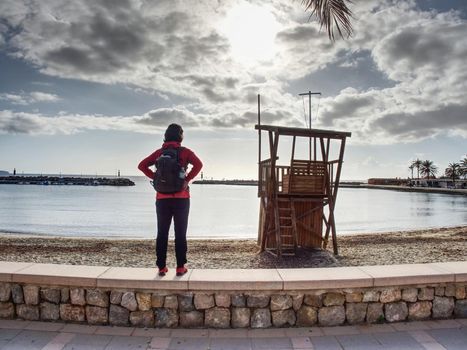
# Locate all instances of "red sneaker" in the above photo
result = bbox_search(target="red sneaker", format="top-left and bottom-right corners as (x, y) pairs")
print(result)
(158, 267), (168, 276)
(176, 266), (188, 276)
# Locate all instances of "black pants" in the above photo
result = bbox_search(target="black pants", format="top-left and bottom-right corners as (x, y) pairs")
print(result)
(155, 198), (190, 269)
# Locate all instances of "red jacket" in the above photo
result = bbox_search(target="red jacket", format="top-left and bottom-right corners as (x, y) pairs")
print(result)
(138, 142), (203, 199)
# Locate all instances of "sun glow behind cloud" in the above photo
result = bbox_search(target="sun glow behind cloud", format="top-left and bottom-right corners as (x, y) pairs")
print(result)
(218, 2), (281, 66)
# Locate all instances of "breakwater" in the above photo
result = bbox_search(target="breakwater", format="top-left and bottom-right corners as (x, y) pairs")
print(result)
(193, 180), (258, 186)
(193, 180), (364, 187)
(0, 176), (135, 186)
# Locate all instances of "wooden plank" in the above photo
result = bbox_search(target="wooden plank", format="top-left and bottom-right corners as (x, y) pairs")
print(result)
(331, 137), (348, 255)
(255, 124), (352, 138)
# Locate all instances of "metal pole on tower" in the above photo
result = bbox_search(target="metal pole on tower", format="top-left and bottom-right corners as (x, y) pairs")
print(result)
(299, 91), (321, 160)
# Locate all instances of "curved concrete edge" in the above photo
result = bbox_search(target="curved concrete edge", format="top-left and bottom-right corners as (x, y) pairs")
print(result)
(0, 260), (465, 290)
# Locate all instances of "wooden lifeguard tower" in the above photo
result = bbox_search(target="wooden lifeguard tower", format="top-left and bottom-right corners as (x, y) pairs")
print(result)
(256, 97), (351, 257)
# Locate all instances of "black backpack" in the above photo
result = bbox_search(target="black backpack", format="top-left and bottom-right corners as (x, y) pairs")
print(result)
(153, 147), (185, 193)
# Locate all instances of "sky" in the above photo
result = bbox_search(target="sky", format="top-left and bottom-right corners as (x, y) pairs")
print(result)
(0, 0), (466, 180)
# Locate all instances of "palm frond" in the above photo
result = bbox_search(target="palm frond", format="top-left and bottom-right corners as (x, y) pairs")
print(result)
(301, 0), (353, 40)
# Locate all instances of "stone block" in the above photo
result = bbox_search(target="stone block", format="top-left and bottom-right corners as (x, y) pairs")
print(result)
(455, 286), (466, 300)
(86, 289), (109, 307)
(232, 307), (250, 328)
(194, 293), (214, 310)
(432, 296), (455, 319)
(205, 307), (230, 328)
(380, 288), (401, 303)
(292, 294), (304, 311)
(70, 288), (86, 306)
(247, 294), (270, 308)
(318, 306), (345, 326)
(215, 294), (231, 308)
(179, 311), (204, 328)
(130, 310), (155, 327)
(40, 302), (60, 321)
(362, 290), (380, 303)
(231, 294), (246, 307)
(178, 293), (194, 312)
(164, 295), (179, 310)
(0, 283), (11, 302)
(121, 292), (138, 311)
(0, 302), (15, 318)
(408, 301), (432, 320)
(60, 304), (85, 322)
(402, 288), (418, 302)
(110, 291), (123, 304)
(366, 303), (384, 323)
(40, 288), (61, 304)
(434, 287), (445, 297)
(418, 287), (434, 301)
(346, 302), (367, 324)
(296, 305), (317, 326)
(272, 309), (296, 327)
(11, 284), (24, 304)
(86, 305), (108, 325)
(384, 302), (408, 322)
(61, 288), (70, 303)
(23, 285), (39, 305)
(303, 293), (323, 307)
(155, 308), (178, 328)
(17, 304), (39, 320)
(151, 294), (165, 308)
(323, 292), (345, 306)
(345, 292), (363, 303)
(109, 304), (129, 326)
(445, 285), (456, 297)
(136, 292), (152, 311)
(270, 295), (293, 311)
(454, 300), (467, 318)
(251, 308), (271, 328)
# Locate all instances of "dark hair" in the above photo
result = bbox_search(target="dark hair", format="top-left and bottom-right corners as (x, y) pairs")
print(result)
(164, 123), (183, 142)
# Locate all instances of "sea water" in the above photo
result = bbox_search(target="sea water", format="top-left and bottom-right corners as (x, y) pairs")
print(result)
(0, 176), (465, 239)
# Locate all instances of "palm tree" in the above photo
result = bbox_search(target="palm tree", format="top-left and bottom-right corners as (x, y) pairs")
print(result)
(445, 163), (460, 183)
(420, 160), (437, 179)
(301, 0), (353, 40)
(408, 164), (414, 179)
(411, 159), (422, 179)
(461, 157), (467, 179)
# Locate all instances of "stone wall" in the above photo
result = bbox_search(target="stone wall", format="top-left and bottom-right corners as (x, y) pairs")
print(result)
(1, 282), (466, 328)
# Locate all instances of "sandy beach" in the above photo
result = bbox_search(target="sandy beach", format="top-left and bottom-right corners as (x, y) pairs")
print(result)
(0, 226), (465, 269)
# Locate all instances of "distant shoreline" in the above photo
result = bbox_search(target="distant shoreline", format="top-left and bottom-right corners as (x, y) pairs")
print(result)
(0, 175), (135, 187)
(193, 180), (467, 196)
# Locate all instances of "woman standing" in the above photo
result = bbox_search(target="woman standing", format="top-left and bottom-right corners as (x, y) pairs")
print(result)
(138, 124), (202, 276)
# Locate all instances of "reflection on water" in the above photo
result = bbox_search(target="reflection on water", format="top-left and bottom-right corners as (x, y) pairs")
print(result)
(412, 207), (433, 217)
(0, 177), (466, 239)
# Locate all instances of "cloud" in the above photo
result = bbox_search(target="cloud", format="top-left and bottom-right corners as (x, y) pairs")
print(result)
(0, 91), (60, 105)
(0, 106), (205, 135)
(209, 109), (295, 128)
(0, 93), (28, 105)
(370, 103), (467, 141)
(136, 107), (201, 128)
(0, 0), (466, 145)
(319, 89), (376, 126)
(0, 110), (124, 135)
(0, 102), (301, 135)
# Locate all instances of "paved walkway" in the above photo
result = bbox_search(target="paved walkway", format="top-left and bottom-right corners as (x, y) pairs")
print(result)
(0, 319), (466, 350)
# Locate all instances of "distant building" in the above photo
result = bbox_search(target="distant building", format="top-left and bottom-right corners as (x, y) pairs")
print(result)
(410, 178), (467, 189)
